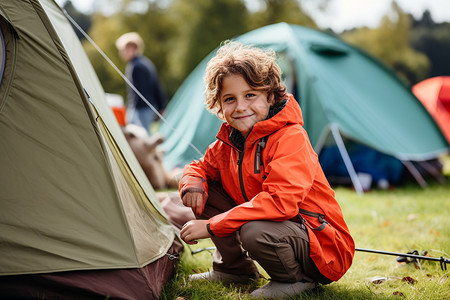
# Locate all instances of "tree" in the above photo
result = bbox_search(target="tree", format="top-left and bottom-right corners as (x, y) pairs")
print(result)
(412, 10), (435, 28)
(83, 13), (126, 97)
(411, 12), (450, 78)
(166, 0), (249, 83)
(62, 0), (92, 40)
(81, 0), (326, 103)
(341, 1), (429, 85)
(248, 0), (317, 31)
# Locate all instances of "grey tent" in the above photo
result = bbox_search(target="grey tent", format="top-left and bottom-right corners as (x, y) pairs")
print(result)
(0, 1), (180, 298)
(159, 23), (449, 193)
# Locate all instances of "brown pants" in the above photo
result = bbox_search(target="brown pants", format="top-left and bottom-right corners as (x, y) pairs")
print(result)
(198, 182), (331, 284)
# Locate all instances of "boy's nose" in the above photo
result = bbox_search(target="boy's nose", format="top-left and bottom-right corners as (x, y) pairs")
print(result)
(235, 98), (247, 111)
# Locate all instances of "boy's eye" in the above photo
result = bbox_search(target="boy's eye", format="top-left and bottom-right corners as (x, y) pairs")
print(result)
(246, 93), (256, 98)
(223, 97), (234, 103)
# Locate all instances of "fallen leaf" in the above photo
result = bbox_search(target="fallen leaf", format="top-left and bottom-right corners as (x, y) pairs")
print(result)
(402, 276), (417, 284)
(393, 291), (405, 296)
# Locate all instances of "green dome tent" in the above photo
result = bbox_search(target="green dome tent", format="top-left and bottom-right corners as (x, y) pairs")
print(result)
(0, 1), (180, 298)
(159, 23), (448, 193)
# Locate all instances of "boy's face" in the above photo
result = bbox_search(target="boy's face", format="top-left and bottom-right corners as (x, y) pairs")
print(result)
(219, 74), (273, 138)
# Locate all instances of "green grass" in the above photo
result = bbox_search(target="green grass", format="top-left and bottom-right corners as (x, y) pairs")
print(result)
(161, 181), (450, 299)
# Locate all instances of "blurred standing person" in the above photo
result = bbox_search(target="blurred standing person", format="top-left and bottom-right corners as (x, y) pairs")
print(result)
(116, 32), (166, 134)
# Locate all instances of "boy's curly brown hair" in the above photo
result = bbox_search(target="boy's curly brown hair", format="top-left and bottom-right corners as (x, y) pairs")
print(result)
(204, 41), (287, 118)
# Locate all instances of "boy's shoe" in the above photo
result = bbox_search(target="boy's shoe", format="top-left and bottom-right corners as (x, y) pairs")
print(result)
(188, 270), (260, 284)
(250, 279), (316, 298)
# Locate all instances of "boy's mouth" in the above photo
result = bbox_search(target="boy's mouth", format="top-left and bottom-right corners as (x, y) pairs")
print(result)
(234, 114), (253, 120)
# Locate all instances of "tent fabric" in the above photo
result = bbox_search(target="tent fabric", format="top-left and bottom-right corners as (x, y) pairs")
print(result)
(0, 0), (179, 298)
(159, 23), (448, 173)
(412, 76), (450, 145)
(0, 241), (181, 300)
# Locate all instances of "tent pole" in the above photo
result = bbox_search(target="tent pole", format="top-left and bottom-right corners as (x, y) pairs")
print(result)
(313, 127), (329, 156)
(417, 160), (446, 184)
(402, 161), (427, 188)
(330, 124), (364, 195)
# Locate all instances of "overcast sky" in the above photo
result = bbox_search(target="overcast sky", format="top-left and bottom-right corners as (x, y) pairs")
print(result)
(302, 0), (450, 32)
(57, 0), (450, 33)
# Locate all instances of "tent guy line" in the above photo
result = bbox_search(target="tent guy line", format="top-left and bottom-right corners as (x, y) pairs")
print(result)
(355, 248), (449, 271)
(62, 8), (204, 157)
(190, 246), (450, 271)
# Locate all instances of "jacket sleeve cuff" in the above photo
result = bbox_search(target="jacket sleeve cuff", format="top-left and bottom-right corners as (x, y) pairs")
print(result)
(181, 187), (205, 198)
(206, 223), (215, 236)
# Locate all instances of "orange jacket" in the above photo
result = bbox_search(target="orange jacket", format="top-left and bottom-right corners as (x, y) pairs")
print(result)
(180, 94), (354, 281)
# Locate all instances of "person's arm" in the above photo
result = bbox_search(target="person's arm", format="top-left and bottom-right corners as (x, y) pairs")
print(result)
(146, 60), (166, 111)
(179, 143), (222, 244)
(131, 63), (151, 106)
(179, 141), (221, 216)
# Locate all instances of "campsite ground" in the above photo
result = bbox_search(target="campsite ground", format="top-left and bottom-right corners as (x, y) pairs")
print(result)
(162, 178), (450, 300)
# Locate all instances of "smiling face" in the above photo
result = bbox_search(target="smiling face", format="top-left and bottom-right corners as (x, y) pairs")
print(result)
(219, 74), (273, 138)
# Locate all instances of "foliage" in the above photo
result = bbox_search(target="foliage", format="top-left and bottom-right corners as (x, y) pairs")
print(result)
(62, 0), (92, 40)
(83, 13), (126, 97)
(248, 0), (317, 31)
(65, 0), (450, 103)
(410, 20), (450, 79)
(163, 182), (450, 299)
(166, 0), (249, 86)
(341, 2), (430, 85)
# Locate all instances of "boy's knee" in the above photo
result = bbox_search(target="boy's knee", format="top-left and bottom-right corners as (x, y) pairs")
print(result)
(240, 221), (260, 250)
(240, 221), (273, 253)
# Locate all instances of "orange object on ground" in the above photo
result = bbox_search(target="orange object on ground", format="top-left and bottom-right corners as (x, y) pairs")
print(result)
(111, 106), (127, 126)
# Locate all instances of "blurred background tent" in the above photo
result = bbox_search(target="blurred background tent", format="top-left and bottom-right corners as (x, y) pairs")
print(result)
(412, 76), (450, 145)
(159, 23), (449, 193)
(0, 0), (180, 298)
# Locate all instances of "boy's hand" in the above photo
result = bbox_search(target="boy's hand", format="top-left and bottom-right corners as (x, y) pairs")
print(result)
(180, 220), (210, 244)
(182, 191), (205, 216)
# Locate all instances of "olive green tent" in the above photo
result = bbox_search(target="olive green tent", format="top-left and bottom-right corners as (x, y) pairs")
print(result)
(159, 23), (448, 193)
(0, 1), (180, 298)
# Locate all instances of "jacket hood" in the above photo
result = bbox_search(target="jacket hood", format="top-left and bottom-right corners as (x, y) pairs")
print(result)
(216, 93), (304, 146)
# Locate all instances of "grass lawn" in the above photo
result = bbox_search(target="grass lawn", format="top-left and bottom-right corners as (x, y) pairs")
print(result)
(162, 181), (450, 299)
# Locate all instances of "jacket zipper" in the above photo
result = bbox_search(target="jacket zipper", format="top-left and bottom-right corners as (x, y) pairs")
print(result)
(254, 136), (268, 174)
(237, 150), (249, 202)
(217, 136), (249, 202)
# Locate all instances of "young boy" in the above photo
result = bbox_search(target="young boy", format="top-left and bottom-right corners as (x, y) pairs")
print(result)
(179, 41), (355, 298)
